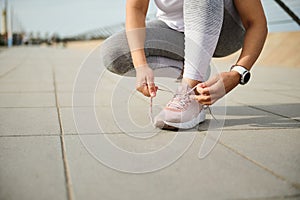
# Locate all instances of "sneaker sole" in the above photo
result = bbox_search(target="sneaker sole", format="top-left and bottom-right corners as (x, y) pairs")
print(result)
(162, 110), (206, 130)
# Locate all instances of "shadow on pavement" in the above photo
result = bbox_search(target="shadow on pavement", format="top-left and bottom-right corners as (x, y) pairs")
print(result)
(198, 103), (300, 131)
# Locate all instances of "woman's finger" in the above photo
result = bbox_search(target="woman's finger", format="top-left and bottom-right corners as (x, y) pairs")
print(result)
(148, 82), (156, 97)
(136, 85), (150, 97)
(196, 75), (218, 94)
(191, 94), (212, 105)
(203, 74), (219, 87)
(197, 87), (210, 96)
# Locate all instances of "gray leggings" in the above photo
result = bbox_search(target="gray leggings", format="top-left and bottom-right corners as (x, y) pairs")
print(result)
(101, 0), (245, 81)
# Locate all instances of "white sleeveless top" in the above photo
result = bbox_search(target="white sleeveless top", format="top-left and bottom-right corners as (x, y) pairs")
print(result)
(154, 0), (184, 32)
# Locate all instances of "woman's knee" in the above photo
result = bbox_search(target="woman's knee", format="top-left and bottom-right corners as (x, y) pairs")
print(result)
(100, 31), (133, 75)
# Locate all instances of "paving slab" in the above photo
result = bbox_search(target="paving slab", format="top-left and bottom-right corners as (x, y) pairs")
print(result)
(255, 104), (300, 121)
(223, 105), (300, 130)
(0, 65), (53, 83)
(248, 66), (300, 88)
(60, 106), (180, 134)
(58, 86), (148, 108)
(0, 108), (60, 136)
(0, 93), (56, 108)
(220, 129), (300, 187)
(61, 104), (300, 136)
(60, 107), (114, 134)
(276, 89), (300, 100)
(0, 82), (54, 93)
(53, 68), (80, 83)
(227, 71), (300, 120)
(65, 134), (299, 200)
(226, 83), (300, 121)
(227, 86), (299, 105)
(0, 49), (29, 76)
(0, 136), (67, 200)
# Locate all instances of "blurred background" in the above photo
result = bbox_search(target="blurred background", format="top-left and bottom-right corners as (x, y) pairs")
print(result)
(0, 0), (299, 48)
(0, 0), (156, 47)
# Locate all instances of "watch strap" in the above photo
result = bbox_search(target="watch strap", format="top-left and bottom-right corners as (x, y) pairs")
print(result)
(230, 65), (248, 75)
(230, 65), (251, 85)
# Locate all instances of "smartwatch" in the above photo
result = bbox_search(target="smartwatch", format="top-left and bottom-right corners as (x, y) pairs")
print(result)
(230, 65), (251, 85)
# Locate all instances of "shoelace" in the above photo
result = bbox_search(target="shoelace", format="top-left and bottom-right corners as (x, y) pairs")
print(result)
(149, 84), (218, 125)
(166, 93), (191, 110)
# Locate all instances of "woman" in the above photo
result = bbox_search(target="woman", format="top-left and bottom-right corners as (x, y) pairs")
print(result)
(101, 0), (268, 129)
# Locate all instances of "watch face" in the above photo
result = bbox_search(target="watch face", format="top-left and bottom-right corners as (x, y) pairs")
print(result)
(242, 72), (251, 84)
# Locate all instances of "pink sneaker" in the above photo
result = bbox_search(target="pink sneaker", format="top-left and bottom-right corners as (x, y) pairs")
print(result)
(154, 84), (205, 130)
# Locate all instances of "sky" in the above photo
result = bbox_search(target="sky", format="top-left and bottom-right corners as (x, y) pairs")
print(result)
(0, 0), (156, 37)
(1, 0), (299, 37)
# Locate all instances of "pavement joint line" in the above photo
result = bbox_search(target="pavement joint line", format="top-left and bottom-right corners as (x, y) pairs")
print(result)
(0, 106), (57, 108)
(275, 91), (300, 100)
(63, 131), (202, 136)
(0, 66), (24, 77)
(0, 134), (61, 138)
(0, 91), (55, 93)
(229, 193), (300, 200)
(1, 126), (298, 138)
(0, 91), (55, 94)
(0, 81), (54, 83)
(248, 105), (300, 123)
(0, 55), (30, 79)
(276, 81), (300, 89)
(61, 127), (300, 136)
(218, 140), (300, 190)
(51, 60), (74, 200)
(221, 127), (300, 131)
(0, 105), (150, 108)
(0, 106), (104, 108)
(259, 89), (300, 100)
(231, 101), (300, 123)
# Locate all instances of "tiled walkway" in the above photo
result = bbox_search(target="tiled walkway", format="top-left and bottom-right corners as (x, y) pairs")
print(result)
(0, 43), (299, 200)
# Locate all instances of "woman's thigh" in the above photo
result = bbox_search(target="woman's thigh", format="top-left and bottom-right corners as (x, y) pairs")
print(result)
(214, 1), (245, 57)
(101, 20), (184, 75)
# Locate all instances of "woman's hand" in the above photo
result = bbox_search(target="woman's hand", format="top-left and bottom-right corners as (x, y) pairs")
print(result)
(135, 64), (158, 97)
(193, 71), (240, 105)
(192, 0), (267, 106)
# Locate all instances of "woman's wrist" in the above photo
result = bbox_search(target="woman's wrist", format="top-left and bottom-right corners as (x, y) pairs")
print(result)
(132, 49), (147, 68)
(229, 70), (240, 79)
(228, 70), (241, 86)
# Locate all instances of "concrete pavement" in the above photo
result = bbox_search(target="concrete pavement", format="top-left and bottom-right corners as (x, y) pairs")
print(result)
(0, 37), (300, 200)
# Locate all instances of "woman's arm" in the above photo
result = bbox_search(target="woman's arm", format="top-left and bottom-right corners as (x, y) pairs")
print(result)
(126, 0), (157, 97)
(126, 0), (149, 67)
(195, 0), (268, 105)
(234, 0), (268, 70)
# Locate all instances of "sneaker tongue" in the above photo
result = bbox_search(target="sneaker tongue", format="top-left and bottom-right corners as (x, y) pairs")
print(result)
(175, 83), (194, 95)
